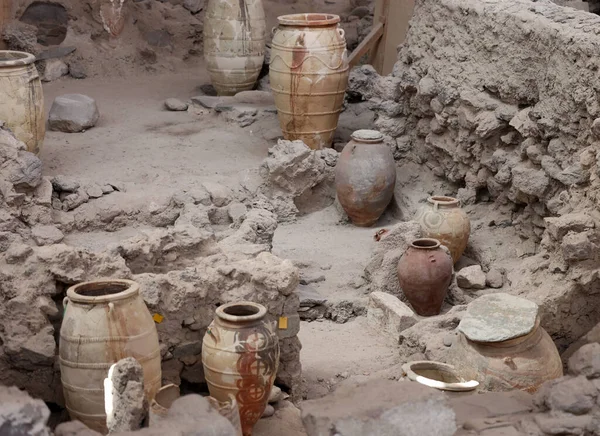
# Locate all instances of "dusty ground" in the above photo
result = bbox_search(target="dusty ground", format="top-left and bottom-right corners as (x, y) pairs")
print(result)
(40, 67), (401, 435)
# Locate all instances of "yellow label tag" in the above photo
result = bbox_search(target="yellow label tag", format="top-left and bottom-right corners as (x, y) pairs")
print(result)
(153, 313), (165, 323)
(278, 316), (288, 330)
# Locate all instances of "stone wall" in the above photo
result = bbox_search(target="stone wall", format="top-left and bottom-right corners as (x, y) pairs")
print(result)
(354, 0), (600, 351)
(0, 129), (319, 404)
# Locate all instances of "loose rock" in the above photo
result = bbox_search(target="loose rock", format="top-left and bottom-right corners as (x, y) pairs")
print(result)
(31, 224), (65, 246)
(0, 385), (51, 436)
(456, 265), (486, 290)
(485, 268), (504, 288)
(42, 59), (68, 82)
(569, 343), (600, 379)
(105, 357), (147, 433)
(48, 94), (100, 133)
(165, 98), (189, 111)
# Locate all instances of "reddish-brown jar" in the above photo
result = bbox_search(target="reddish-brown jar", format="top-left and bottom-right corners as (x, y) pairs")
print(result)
(397, 238), (453, 316)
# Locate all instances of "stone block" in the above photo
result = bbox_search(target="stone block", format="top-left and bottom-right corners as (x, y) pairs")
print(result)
(456, 265), (486, 290)
(277, 313), (301, 339)
(48, 94), (100, 133)
(568, 343), (600, 379)
(561, 231), (594, 262)
(544, 213), (595, 241)
(301, 379), (456, 436)
(0, 385), (51, 436)
(31, 224), (65, 246)
(367, 291), (418, 339)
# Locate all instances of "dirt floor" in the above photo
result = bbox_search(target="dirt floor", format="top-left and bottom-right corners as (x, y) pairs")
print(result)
(40, 67), (401, 435)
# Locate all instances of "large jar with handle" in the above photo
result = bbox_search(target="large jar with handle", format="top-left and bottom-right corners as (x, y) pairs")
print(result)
(270, 13), (349, 150)
(59, 279), (161, 433)
(0, 50), (45, 154)
(204, 0), (266, 96)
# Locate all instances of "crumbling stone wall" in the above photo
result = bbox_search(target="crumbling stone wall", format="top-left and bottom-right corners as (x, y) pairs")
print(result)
(354, 0), (600, 352)
(0, 129), (311, 404)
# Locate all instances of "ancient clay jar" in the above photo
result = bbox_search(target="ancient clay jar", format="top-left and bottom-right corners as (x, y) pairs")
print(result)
(414, 196), (471, 264)
(202, 302), (279, 436)
(204, 0), (265, 96)
(0, 0), (12, 49)
(335, 130), (396, 227)
(448, 318), (563, 393)
(447, 293), (563, 393)
(0, 51), (45, 154)
(397, 238), (453, 316)
(60, 280), (161, 433)
(270, 13), (349, 150)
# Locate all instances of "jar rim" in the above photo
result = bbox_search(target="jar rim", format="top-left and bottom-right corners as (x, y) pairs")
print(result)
(277, 13), (340, 27)
(410, 238), (441, 250)
(351, 129), (384, 143)
(427, 196), (460, 206)
(0, 51), (36, 67)
(216, 301), (267, 322)
(67, 279), (139, 304)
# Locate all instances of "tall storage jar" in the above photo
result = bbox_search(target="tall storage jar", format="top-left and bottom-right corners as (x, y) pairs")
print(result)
(414, 196), (471, 264)
(202, 302), (279, 436)
(59, 279), (161, 433)
(0, 50), (45, 154)
(204, 0), (266, 96)
(335, 130), (396, 227)
(270, 13), (349, 150)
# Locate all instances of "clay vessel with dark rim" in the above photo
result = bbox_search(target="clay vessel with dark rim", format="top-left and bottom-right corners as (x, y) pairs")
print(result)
(414, 196), (471, 264)
(59, 279), (161, 433)
(202, 301), (279, 436)
(397, 238), (453, 316)
(335, 129), (396, 227)
(270, 13), (349, 149)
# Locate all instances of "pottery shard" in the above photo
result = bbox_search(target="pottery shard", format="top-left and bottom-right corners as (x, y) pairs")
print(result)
(458, 293), (539, 343)
(456, 265), (486, 290)
(367, 291), (418, 339)
(48, 94), (100, 133)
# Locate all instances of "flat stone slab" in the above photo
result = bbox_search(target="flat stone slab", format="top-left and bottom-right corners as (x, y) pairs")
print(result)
(458, 293), (539, 343)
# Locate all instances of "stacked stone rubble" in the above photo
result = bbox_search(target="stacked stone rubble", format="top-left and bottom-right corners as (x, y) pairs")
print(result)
(356, 0), (600, 353)
(0, 128), (305, 405)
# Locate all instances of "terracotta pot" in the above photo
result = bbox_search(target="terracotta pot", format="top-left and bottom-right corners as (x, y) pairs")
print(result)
(202, 302), (279, 436)
(335, 130), (396, 226)
(204, 0), (265, 96)
(402, 360), (478, 392)
(149, 384), (181, 427)
(0, 0), (12, 49)
(414, 196), (471, 264)
(60, 280), (161, 434)
(397, 238), (453, 316)
(447, 318), (563, 393)
(270, 13), (349, 150)
(0, 51), (45, 154)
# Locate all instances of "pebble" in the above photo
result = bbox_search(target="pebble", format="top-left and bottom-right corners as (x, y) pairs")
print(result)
(262, 404), (275, 418)
(443, 334), (454, 347)
(164, 98), (189, 111)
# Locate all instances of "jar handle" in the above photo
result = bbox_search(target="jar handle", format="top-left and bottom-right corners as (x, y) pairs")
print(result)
(433, 200), (439, 211)
(337, 28), (345, 39)
(63, 297), (69, 316)
(271, 26), (277, 36)
(207, 326), (220, 343)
